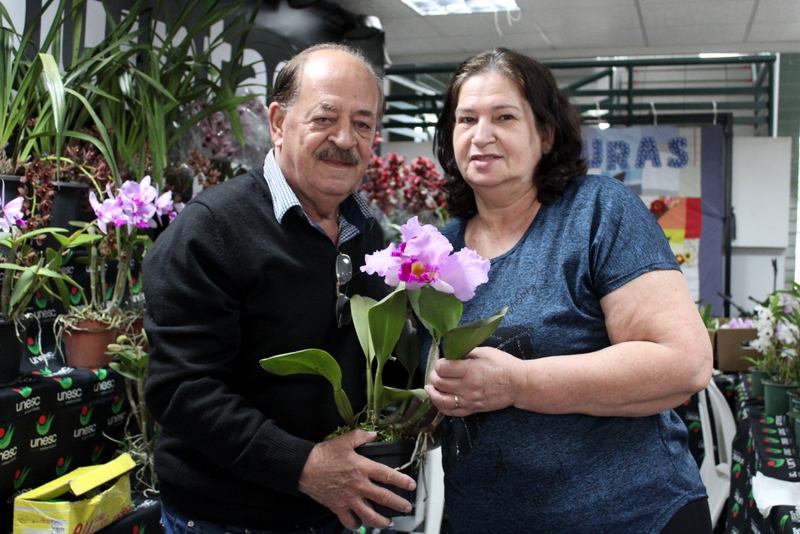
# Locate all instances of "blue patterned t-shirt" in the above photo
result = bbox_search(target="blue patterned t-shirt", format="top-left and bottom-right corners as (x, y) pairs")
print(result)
(435, 174), (706, 534)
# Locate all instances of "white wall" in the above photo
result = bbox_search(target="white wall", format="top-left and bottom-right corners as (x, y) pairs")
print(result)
(729, 136), (794, 313)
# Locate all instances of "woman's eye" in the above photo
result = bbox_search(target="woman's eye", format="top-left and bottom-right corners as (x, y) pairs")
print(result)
(499, 114), (515, 121)
(456, 116), (474, 124)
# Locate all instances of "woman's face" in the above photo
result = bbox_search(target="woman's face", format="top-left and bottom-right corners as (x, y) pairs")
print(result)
(452, 71), (552, 197)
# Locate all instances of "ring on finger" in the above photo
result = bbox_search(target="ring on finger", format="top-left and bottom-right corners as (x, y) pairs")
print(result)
(453, 394), (459, 409)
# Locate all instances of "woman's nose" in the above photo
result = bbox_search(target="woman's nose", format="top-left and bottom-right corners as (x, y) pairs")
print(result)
(471, 119), (495, 146)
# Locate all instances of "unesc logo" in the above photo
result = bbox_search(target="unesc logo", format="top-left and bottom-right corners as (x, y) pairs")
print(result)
(56, 387), (83, 403)
(0, 425), (14, 449)
(14, 389), (41, 414)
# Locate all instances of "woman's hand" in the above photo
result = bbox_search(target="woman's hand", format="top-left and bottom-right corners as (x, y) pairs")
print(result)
(425, 346), (527, 416)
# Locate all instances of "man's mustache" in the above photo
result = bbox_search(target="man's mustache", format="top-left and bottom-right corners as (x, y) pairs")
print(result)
(314, 145), (361, 165)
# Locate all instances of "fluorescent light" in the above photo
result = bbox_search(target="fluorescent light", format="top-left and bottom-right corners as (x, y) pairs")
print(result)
(584, 108), (609, 118)
(400, 0), (520, 16)
(598, 122), (611, 130)
(698, 53), (742, 59)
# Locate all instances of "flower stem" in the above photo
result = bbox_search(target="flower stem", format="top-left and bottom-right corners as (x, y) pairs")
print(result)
(423, 335), (440, 387)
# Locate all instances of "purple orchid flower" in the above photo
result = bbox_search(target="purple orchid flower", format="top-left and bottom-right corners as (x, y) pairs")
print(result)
(89, 187), (125, 234)
(119, 176), (160, 230)
(154, 191), (174, 217)
(0, 196), (26, 233)
(362, 216), (490, 301)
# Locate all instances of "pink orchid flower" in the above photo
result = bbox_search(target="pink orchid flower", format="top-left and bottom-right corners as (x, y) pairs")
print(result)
(0, 196), (26, 232)
(89, 187), (126, 234)
(362, 216), (490, 301)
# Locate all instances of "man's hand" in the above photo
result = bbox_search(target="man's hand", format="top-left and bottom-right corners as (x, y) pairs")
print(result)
(298, 430), (417, 530)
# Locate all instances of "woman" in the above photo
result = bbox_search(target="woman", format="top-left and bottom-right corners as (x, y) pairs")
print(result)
(424, 48), (714, 534)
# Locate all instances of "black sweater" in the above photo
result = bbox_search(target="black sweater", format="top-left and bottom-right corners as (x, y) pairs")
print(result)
(143, 168), (387, 529)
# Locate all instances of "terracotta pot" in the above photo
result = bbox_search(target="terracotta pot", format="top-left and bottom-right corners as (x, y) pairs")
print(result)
(62, 320), (116, 370)
(355, 440), (418, 518)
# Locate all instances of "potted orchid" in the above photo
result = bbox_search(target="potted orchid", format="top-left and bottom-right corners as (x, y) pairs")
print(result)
(0, 185), (80, 385)
(749, 285), (800, 415)
(260, 217), (507, 500)
(52, 176), (178, 368)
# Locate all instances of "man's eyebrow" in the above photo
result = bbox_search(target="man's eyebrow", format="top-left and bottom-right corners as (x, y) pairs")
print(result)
(319, 102), (375, 118)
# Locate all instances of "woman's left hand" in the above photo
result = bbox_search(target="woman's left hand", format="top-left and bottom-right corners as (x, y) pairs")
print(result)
(425, 346), (526, 416)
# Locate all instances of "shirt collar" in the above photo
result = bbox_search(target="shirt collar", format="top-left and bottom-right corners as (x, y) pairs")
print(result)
(262, 149), (374, 239)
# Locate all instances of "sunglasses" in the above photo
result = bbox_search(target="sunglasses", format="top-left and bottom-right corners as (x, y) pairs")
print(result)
(335, 253), (352, 328)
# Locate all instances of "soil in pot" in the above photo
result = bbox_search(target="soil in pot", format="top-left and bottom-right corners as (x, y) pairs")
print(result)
(355, 440), (418, 518)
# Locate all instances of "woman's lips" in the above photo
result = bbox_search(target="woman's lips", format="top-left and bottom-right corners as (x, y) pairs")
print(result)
(470, 154), (501, 167)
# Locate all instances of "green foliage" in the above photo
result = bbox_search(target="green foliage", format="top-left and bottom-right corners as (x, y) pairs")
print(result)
(0, 227), (80, 323)
(260, 286), (506, 441)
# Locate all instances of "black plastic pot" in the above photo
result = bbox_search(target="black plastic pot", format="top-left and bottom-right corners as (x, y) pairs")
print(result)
(355, 439), (418, 518)
(0, 320), (27, 387)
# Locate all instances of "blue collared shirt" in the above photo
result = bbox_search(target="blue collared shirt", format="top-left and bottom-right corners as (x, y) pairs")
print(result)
(262, 149), (373, 246)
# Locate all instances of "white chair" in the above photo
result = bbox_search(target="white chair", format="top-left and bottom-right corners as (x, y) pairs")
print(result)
(697, 378), (737, 526)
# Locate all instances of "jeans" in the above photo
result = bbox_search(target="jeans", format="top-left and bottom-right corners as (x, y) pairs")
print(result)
(161, 503), (360, 534)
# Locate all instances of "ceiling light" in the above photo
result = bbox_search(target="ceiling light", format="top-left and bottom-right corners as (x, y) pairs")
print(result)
(400, 0), (520, 16)
(698, 53), (742, 59)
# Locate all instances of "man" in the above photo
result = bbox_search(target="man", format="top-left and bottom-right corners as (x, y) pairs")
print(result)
(143, 43), (416, 534)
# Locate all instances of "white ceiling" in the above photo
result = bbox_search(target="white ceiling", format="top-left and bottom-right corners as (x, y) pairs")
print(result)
(331, 0), (800, 65)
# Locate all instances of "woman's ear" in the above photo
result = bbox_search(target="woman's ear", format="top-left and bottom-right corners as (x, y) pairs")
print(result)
(542, 124), (555, 154)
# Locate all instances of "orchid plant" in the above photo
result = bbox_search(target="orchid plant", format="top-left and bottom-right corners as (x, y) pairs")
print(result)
(0, 183), (79, 326)
(54, 176), (179, 332)
(260, 217), (507, 446)
(749, 285), (800, 387)
(359, 137), (449, 244)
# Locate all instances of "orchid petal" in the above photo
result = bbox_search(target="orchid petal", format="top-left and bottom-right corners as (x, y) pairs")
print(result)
(437, 248), (491, 301)
(362, 244), (404, 286)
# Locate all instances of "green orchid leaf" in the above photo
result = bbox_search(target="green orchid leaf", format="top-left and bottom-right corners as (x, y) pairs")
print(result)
(12, 226), (68, 243)
(408, 286), (463, 340)
(369, 288), (407, 365)
(8, 269), (34, 309)
(109, 361), (139, 381)
(378, 386), (428, 412)
(259, 349), (354, 428)
(394, 318), (420, 381)
(443, 306), (509, 360)
(350, 295), (376, 363)
(0, 263), (72, 281)
(62, 233), (103, 248)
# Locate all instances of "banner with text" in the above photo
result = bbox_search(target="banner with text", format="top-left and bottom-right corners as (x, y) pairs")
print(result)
(581, 124), (725, 308)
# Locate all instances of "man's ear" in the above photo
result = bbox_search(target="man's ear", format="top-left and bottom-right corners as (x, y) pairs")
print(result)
(268, 102), (285, 147)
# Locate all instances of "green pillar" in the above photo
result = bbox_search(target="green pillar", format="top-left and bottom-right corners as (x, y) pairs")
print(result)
(778, 54), (800, 284)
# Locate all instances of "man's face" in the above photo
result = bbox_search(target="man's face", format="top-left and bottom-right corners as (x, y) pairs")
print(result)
(269, 50), (380, 212)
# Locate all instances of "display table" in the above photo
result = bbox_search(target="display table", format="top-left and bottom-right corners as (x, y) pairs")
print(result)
(0, 363), (149, 533)
(725, 373), (800, 533)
